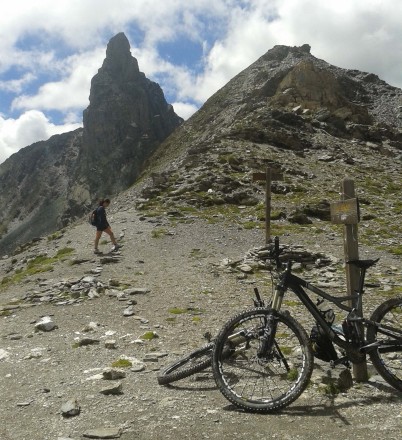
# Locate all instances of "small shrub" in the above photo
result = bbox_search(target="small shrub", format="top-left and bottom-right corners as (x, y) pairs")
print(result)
(323, 382), (340, 395)
(47, 231), (63, 241)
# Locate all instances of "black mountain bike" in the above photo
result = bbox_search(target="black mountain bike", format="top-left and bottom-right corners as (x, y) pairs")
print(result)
(211, 237), (402, 412)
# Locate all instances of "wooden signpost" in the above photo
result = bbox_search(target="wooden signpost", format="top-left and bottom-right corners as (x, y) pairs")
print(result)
(253, 167), (283, 244)
(330, 178), (368, 382)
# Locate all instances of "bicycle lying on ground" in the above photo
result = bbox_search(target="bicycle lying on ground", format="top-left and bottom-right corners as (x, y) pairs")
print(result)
(158, 237), (402, 412)
(212, 237), (402, 412)
(156, 289), (265, 386)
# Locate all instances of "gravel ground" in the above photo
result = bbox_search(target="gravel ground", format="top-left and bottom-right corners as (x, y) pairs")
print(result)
(0, 202), (401, 440)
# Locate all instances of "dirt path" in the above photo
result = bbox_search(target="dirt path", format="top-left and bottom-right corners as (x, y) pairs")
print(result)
(0, 204), (401, 439)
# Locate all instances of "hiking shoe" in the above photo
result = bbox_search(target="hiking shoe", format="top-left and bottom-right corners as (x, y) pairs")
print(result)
(111, 244), (120, 252)
(94, 249), (102, 254)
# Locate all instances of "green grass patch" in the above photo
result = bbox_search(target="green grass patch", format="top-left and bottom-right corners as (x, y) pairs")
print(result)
(55, 247), (75, 257)
(286, 368), (299, 381)
(279, 346), (292, 355)
(47, 231), (63, 241)
(111, 359), (132, 368)
(283, 300), (301, 307)
(389, 245), (402, 256)
(0, 248), (75, 290)
(242, 221), (261, 230)
(151, 228), (168, 238)
(168, 307), (205, 316)
(140, 331), (159, 340)
(377, 286), (402, 298)
(168, 307), (187, 314)
(323, 382), (340, 395)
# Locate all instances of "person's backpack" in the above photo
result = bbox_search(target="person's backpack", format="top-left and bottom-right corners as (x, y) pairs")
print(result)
(89, 208), (98, 226)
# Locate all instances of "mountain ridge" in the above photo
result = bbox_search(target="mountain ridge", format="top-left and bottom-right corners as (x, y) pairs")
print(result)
(134, 44), (401, 234)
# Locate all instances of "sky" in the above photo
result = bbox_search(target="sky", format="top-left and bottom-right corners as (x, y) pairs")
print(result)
(1, 0), (402, 164)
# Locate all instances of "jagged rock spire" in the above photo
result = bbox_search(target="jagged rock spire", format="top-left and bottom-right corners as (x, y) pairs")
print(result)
(80, 32), (182, 195)
(102, 32), (140, 79)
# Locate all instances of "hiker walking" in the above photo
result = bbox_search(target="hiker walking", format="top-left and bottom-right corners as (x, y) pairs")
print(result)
(94, 198), (120, 254)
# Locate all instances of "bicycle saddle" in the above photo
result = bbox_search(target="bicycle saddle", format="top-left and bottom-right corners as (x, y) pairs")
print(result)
(346, 258), (379, 269)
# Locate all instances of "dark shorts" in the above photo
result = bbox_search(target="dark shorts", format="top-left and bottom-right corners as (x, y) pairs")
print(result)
(97, 224), (110, 232)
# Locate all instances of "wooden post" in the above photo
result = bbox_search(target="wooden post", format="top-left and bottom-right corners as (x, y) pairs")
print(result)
(265, 167), (272, 245)
(341, 178), (368, 382)
(252, 167), (283, 245)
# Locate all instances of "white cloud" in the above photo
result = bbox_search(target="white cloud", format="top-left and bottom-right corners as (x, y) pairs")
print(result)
(171, 102), (199, 120)
(0, 110), (82, 163)
(0, 73), (36, 93)
(11, 48), (105, 112)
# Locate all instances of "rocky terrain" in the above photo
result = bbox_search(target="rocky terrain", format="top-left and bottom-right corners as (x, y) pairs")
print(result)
(0, 43), (401, 439)
(0, 181), (401, 439)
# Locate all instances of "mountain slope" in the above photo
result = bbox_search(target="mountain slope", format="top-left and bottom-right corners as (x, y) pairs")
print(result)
(0, 33), (182, 256)
(135, 44), (402, 256)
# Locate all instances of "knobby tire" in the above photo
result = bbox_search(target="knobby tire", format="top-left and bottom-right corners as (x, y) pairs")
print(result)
(157, 343), (213, 385)
(212, 308), (314, 412)
(367, 297), (402, 392)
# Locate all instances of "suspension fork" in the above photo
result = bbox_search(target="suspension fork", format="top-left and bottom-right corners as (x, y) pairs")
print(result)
(271, 263), (289, 312)
(257, 311), (278, 358)
(257, 265), (289, 359)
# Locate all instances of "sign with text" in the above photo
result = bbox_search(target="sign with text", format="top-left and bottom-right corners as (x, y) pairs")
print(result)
(330, 198), (359, 224)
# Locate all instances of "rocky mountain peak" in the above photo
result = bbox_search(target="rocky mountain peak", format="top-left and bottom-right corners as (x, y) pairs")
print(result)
(139, 43), (402, 228)
(80, 32), (183, 195)
(102, 32), (140, 79)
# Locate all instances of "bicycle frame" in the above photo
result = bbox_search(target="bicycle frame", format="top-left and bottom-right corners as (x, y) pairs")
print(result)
(270, 262), (394, 357)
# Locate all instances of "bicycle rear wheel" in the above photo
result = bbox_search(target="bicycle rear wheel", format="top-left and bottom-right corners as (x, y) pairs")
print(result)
(367, 297), (402, 391)
(157, 343), (213, 385)
(212, 308), (314, 412)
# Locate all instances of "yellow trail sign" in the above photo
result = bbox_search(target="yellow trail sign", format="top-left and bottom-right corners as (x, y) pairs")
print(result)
(330, 198), (359, 225)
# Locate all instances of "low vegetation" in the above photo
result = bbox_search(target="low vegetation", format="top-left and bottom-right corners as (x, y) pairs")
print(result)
(0, 247), (75, 290)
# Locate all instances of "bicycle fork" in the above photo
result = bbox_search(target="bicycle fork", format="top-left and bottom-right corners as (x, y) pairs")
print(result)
(255, 273), (290, 363)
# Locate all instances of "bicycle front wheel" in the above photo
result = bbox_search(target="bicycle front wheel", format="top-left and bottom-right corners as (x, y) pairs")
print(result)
(367, 297), (402, 391)
(212, 308), (314, 412)
(157, 343), (213, 385)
